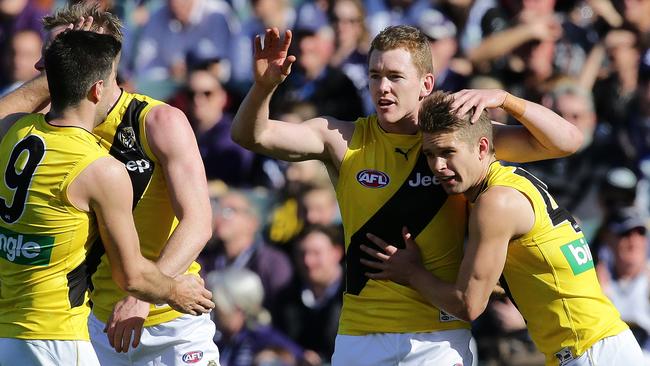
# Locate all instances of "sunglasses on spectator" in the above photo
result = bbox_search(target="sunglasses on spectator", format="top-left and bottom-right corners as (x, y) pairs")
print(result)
(188, 89), (216, 98)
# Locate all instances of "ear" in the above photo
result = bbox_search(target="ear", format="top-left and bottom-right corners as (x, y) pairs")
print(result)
(420, 73), (435, 99)
(478, 136), (491, 160)
(88, 79), (104, 104)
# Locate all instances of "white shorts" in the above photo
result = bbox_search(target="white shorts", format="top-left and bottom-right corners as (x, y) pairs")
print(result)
(0, 338), (100, 366)
(332, 329), (476, 366)
(560, 329), (645, 366)
(88, 312), (220, 366)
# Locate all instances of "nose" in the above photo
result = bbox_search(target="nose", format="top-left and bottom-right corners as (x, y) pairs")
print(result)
(378, 77), (391, 94)
(430, 156), (446, 172)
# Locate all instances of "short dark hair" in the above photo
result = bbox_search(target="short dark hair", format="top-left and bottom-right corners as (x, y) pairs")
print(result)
(419, 91), (493, 151)
(43, 2), (123, 42)
(44, 30), (121, 111)
(369, 25), (433, 77)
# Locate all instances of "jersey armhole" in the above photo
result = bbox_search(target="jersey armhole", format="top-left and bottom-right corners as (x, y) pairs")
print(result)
(138, 102), (161, 163)
(60, 153), (108, 212)
(335, 119), (363, 195)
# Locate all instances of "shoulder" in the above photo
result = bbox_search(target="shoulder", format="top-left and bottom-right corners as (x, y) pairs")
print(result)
(85, 157), (129, 183)
(475, 185), (534, 236)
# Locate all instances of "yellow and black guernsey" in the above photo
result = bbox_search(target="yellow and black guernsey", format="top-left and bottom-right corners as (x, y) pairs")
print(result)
(484, 161), (627, 365)
(0, 114), (108, 340)
(88, 91), (201, 327)
(337, 115), (468, 335)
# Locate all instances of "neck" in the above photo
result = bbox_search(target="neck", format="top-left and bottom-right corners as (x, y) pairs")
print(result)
(224, 235), (255, 260)
(377, 114), (419, 135)
(309, 267), (342, 300)
(47, 105), (96, 132)
(464, 157), (495, 202)
(616, 262), (644, 280)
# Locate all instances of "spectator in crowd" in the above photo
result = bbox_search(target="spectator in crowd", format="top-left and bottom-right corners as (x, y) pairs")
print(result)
(185, 64), (275, 187)
(330, 0), (373, 114)
(0, 0), (45, 86)
(274, 225), (344, 364)
(270, 19), (364, 121)
(597, 206), (650, 361)
(417, 8), (468, 92)
(593, 29), (643, 139)
(364, 0), (432, 36)
(615, 0), (650, 49)
(199, 190), (293, 314)
(207, 267), (304, 366)
(0, 29), (42, 95)
(127, 0), (235, 98)
(523, 81), (617, 220)
(299, 184), (340, 228)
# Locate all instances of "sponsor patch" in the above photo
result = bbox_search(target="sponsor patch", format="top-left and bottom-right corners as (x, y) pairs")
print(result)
(440, 309), (460, 322)
(560, 238), (594, 275)
(555, 347), (574, 366)
(356, 169), (390, 188)
(0, 227), (54, 266)
(182, 350), (203, 364)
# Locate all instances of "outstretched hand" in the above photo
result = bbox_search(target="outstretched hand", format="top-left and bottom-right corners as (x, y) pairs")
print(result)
(360, 227), (424, 286)
(254, 28), (296, 89)
(451, 89), (507, 123)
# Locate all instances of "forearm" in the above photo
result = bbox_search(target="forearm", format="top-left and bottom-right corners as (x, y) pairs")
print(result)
(408, 267), (471, 322)
(231, 82), (276, 150)
(124, 257), (175, 304)
(156, 220), (210, 277)
(503, 93), (583, 157)
(0, 75), (50, 119)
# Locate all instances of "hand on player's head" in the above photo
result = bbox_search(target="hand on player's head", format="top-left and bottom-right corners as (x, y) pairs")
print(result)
(253, 27), (296, 89)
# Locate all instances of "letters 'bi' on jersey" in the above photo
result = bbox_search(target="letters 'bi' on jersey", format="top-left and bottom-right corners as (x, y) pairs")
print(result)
(485, 161), (628, 365)
(89, 91), (201, 327)
(337, 116), (468, 335)
(0, 114), (108, 340)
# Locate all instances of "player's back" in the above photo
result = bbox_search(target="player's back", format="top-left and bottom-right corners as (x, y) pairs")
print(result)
(0, 114), (109, 340)
(484, 161), (628, 364)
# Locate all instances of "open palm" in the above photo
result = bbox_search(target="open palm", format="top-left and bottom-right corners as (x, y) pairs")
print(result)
(254, 28), (296, 88)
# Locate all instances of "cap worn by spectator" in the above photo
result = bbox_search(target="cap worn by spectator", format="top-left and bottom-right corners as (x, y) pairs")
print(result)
(417, 8), (457, 41)
(294, 5), (330, 36)
(608, 206), (648, 236)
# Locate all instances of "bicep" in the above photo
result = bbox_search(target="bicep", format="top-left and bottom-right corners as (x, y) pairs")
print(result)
(145, 107), (210, 220)
(258, 117), (350, 165)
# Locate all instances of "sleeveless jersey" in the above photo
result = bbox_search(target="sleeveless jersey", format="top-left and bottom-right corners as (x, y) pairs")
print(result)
(0, 114), (108, 340)
(484, 161), (628, 364)
(89, 91), (201, 326)
(337, 115), (468, 335)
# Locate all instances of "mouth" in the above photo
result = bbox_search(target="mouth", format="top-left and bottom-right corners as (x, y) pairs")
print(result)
(377, 98), (395, 108)
(436, 175), (457, 184)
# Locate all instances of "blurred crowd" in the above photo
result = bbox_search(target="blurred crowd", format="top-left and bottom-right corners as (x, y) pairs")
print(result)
(3, 0), (650, 365)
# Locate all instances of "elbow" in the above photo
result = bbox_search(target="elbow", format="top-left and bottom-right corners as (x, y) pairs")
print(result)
(459, 295), (488, 322)
(556, 126), (584, 157)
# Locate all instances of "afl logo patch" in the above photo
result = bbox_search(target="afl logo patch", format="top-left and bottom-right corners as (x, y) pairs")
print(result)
(356, 169), (390, 188)
(118, 127), (136, 148)
(182, 350), (203, 363)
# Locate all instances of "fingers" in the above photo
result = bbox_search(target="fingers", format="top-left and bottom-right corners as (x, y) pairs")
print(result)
(254, 34), (262, 55)
(282, 29), (293, 52)
(132, 325), (142, 349)
(360, 244), (390, 261)
(360, 256), (386, 270)
(82, 16), (93, 31)
(282, 55), (296, 76)
(365, 233), (389, 250)
(112, 321), (126, 352)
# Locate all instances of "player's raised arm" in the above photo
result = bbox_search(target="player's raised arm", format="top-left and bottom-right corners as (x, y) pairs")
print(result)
(69, 156), (214, 315)
(231, 27), (350, 166)
(450, 89), (583, 163)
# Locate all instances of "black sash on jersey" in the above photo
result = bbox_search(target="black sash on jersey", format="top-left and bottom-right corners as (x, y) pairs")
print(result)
(86, 98), (156, 293)
(346, 153), (448, 295)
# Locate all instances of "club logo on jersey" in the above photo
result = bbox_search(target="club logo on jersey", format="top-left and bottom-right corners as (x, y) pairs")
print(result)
(0, 227), (54, 266)
(408, 172), (440, 187)
(118, 127), (136, 149)
(182, 350), (203, 363)
(126, 159), (151, 174)
(560, 237), (594, 275)
(554, 347), (574, 366)
(440, 309), (460, 322)
(357, 170), (389, 188)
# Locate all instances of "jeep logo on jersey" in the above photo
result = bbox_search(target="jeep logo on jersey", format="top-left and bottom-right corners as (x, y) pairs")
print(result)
(126, 159), (151, 174)
(0, 227), (54, 265)
(408, 172), (440, 187)
(356, 170), (389, 188)
(182, 351), (203, 363)
(118, 127), (136, 148)
(560, 238), (594, 275)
